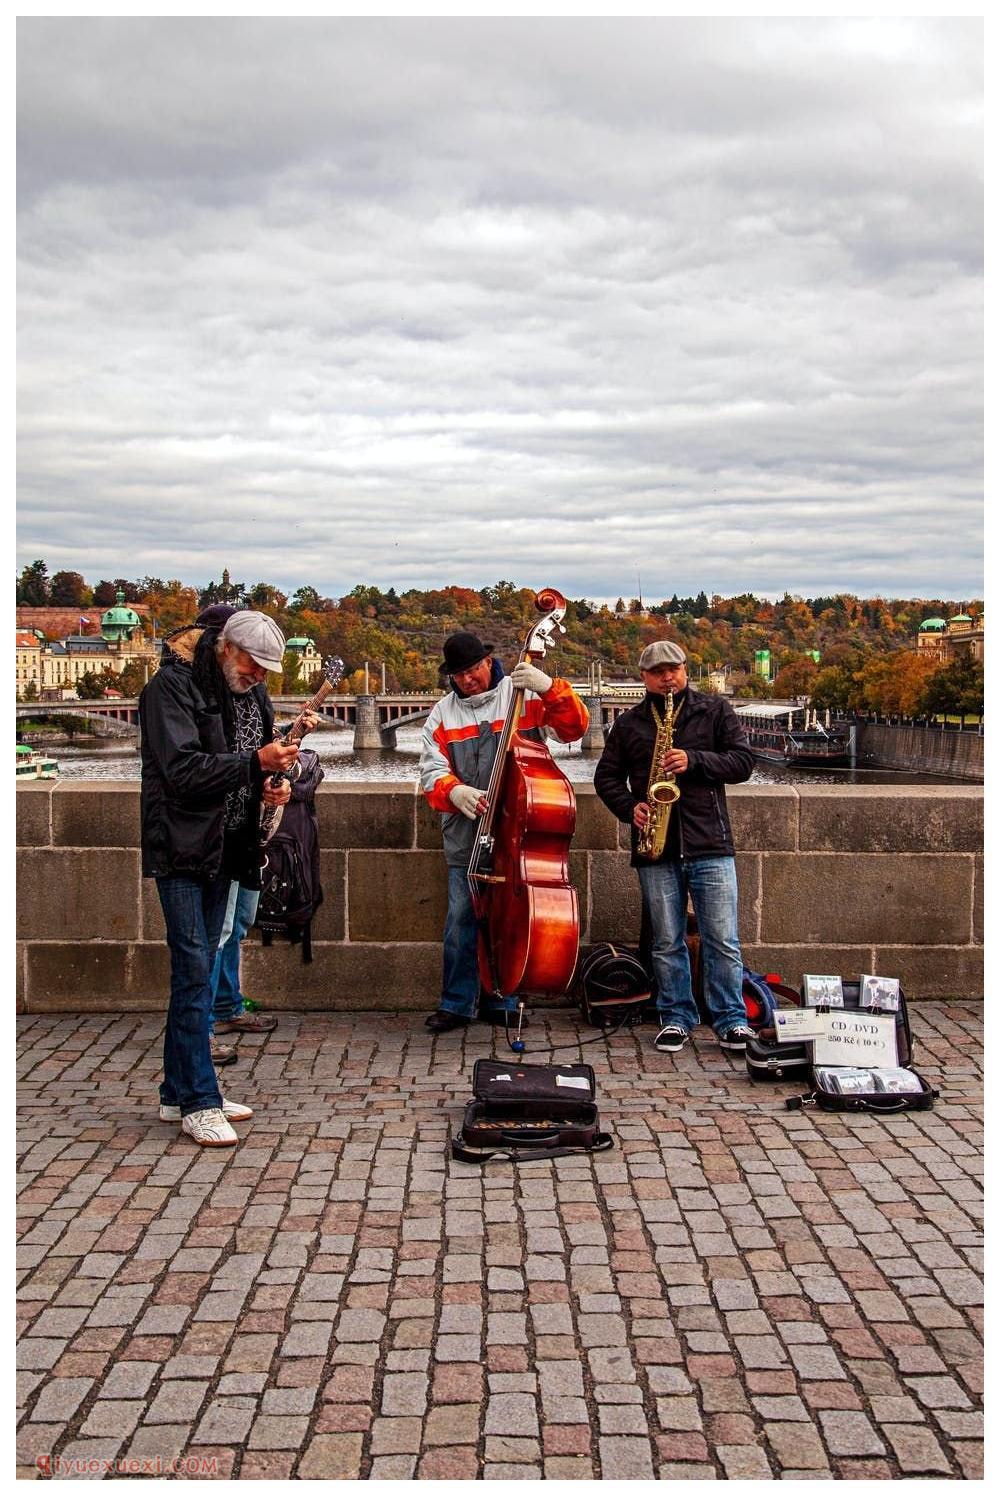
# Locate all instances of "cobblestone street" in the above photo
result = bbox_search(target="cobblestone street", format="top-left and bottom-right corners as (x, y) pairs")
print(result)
(16, 1004), (983, 1481)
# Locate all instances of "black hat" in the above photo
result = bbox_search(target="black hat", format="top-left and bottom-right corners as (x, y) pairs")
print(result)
(196, 603), (238, 629)
(439, 631), (496, 677)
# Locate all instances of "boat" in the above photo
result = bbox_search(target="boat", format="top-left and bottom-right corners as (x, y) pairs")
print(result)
(735, 704), (850, 767)
(16, 744), (60, 779)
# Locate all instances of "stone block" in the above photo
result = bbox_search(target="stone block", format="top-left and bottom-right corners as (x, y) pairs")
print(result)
(589, 855), (640, 944)
(348, 852), (447, 942)
(761, 855), (972, 945)
(140, 879), (166, 942)
(317, 786), (415, 849)
(18, 849), (141, 940)
(241, 941), (440, 1009)
(415, 795), (445, 851)
(52, 783), (141, 848)
(796, 786), (983, 853)
(16, 944), (26, 1011)
(573, 787), (620, 850)
(973, 856), (982, 945)
(742, 948), (873, 992)
(728, 786), (798, 851)
(310, 852), (346, 942)
(872, 947), (984, 1001)
(26, 944), (129, 1011)
(124, 944), (173, 1008)
(16, 784), (51, 846)
(735, 854), (760, 946)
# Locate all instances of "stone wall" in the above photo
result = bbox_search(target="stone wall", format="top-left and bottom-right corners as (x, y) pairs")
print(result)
(16, 782), (983, 1013)
(854, 723), (984, 781)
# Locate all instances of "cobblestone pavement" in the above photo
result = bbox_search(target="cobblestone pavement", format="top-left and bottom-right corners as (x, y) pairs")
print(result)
(17, 1003), (983, 1481)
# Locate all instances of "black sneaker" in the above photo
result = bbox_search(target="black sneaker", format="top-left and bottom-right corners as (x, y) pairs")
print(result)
(479, 1007), (529, 1029)
(654, 1025), (690, 1053)
(424, 1010), (471, 1034)
(718, 1024), (754, 1051)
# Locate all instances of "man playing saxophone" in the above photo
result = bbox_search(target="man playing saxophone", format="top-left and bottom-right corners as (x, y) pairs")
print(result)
(594, 641), (755, 1054)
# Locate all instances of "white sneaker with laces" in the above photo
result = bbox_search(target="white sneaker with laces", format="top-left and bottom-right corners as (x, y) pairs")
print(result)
(161, 1098), (253, 1123)
(181, 1108), (239, 1147)
(654, 1025), (690, 1053)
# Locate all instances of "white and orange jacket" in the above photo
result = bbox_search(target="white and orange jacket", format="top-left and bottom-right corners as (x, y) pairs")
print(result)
(419, 663), (590, 866)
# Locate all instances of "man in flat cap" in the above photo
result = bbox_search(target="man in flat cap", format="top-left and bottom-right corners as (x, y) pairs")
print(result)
(419, 630), (589, 1034)
(140, 610), (300, 1146)
(595, 640), (755, 1054)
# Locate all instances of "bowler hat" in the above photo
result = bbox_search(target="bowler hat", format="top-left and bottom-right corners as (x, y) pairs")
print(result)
(439, 631), (496, 677)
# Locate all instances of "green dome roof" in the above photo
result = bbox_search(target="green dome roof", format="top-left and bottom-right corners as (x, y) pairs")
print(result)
(919, 617), (946, 631)
(101, 588), (141, 640)
(950, 613), (973, 623)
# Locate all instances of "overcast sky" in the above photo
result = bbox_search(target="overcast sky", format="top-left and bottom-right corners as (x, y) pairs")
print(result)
(17, 17), (983, 604)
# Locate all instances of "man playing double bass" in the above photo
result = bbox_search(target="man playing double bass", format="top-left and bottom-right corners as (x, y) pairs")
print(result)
(419, 630), (589, 1034)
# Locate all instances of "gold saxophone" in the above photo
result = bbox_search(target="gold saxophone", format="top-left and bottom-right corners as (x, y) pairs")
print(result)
(636, 690), (681, 860)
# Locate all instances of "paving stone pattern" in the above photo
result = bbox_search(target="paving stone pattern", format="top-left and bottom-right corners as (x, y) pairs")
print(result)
(17, 1004), (983, 1480)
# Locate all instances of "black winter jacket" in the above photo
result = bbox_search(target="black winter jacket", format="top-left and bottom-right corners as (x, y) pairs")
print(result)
(139, 628), (271, 883)
(594, 687), (754, 864)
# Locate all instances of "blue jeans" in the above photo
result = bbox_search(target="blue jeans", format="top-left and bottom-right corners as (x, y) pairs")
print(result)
(440, 866), (516, 1018)
(211, 883), (261, 1027)
(156, 872), (231, 1115)
(638, 857), (746, 1035)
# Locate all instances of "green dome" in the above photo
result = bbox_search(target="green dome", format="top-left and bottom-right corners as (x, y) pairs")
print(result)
(919, 617), (947, 631)
(950, 613), (973, 623)
(101, 588), (141, 641)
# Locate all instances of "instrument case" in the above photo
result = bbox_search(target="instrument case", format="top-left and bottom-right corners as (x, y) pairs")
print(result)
(452, 1059), (613, 1164)
(746, 978), (915, 1084)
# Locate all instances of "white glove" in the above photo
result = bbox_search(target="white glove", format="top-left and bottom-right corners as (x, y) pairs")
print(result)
(510, 661), (552, 694)
(449, 783), (487, 820)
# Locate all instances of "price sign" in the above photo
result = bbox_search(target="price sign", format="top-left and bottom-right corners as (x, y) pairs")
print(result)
(812, 1012), (897, 1069)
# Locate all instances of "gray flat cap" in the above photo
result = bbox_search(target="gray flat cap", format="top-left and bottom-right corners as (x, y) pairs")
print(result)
(221, 612), (286, 672)
(638, 640), (687, 670)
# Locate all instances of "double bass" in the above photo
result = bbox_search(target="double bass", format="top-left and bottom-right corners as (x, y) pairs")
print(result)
(466, 588), (581, 1037)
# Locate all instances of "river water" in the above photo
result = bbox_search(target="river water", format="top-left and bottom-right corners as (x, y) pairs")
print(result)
(43, 728), (950, 786)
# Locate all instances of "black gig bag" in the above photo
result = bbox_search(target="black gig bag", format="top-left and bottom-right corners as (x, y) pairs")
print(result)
(452, 1059), (613, 1165)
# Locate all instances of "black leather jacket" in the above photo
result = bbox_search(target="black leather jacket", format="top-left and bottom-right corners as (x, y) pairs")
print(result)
(139, 628), (271, 883)
(594, 686), (754, 864)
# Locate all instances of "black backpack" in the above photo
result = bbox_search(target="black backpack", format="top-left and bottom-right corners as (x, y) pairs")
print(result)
(255, 749), (324, 961)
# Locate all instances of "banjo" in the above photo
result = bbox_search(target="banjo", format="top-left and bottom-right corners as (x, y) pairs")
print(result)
(259, 655), (344, 849)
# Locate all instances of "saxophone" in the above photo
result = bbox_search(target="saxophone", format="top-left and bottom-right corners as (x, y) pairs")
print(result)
(635, 690), (681, 860)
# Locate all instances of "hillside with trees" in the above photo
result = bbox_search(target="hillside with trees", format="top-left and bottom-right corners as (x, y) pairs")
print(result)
(16, 561), (983, 717)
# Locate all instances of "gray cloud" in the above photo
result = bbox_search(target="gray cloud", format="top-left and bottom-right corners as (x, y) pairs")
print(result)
(17, 17), (982, 602)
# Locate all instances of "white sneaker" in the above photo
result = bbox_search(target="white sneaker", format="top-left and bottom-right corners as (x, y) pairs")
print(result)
(160, 1097), (253, 1123)
(181, 1108), (239, 1147)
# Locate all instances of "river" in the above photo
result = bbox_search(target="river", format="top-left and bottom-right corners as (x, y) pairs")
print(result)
(41, 728), (952, 786)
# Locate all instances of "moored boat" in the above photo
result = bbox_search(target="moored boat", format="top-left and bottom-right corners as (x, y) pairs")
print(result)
(735, 705), (849, 767)
(16, 744), (60, 779)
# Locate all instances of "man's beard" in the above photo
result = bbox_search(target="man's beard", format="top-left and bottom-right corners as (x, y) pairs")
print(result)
(220, 655), (256, 694)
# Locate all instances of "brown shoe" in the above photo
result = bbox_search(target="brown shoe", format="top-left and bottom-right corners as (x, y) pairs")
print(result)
(214, 1012), (279, 1034)
(210, 1037), (238, 1066)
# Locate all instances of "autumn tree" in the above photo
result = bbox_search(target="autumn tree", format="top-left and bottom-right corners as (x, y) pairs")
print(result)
(17, 560), (50, 606)
(50, 570), (91, 607)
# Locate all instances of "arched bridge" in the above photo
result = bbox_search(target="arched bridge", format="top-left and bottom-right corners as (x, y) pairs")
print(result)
(16, 685), (639, 750)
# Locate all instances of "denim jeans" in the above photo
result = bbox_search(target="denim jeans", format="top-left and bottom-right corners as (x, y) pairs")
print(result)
(637, 857), (746, 1035)
(156, 872), (231, 1115)
(440, 866), (517, 1018)
(211, 883), (261, 1027)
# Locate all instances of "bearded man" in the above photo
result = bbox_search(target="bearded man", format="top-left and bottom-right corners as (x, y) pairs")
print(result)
(139, 611), (298, 1146)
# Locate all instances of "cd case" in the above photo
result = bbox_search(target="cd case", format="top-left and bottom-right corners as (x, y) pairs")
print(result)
(860, 975), (901, 1011)
(803, 974), (845, 1008)
(813, 1066), (924, 1096)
